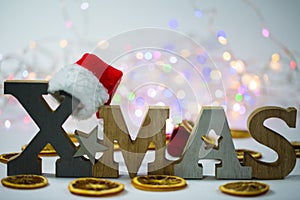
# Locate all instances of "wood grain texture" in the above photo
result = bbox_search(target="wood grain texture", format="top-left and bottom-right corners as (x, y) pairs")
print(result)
(244, 106), (297, 179)
(93, 105), (173, 178)
(174, 107), (252, 179)
(4, 80), (92, 177)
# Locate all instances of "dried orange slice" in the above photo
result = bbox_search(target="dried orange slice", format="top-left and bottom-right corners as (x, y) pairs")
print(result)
(0, 153), (19, 164)
(68, 133), (78, 143)
(295, 148), (300, 158)
(22, 143), (57, 157)
(131, 175), (187, 191)
(236, 149), (262, 161)
(219, 181), (269, 196)
(289, 141), (300, 157)
(290, 141), (300, 148)
(21, 134), (78, 157)
(113, 141), (167, 151)
(68, 177), (124, 197)
(230, 129), (251, 138)
(1, 174), (48, 189)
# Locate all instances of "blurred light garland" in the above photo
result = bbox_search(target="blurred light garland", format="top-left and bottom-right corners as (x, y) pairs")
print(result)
(189, 0), (299, 128)
(92, 28), (225, 135)
(0, 0), (299, 131)
(0, 37), (95, 129)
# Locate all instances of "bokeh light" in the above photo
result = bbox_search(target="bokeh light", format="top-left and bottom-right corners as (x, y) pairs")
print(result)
(262, 28), (270, 38)
(4, 120), (11, 129)
(1, 1), (299, 132)
(59, 39), (68, 48)
(169, 19), (179, 29)
(80, 2), (89, 10)
(194, 9), (203, 17)
(290, 60), (297, 70)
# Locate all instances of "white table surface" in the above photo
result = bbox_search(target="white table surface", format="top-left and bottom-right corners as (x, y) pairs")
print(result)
(1, 108), (300, 200)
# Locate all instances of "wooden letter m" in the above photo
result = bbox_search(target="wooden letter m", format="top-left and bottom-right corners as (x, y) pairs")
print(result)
(93, 105), (173, 178)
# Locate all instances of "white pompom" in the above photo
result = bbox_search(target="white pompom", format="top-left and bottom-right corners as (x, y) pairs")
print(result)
(48, 64), (109, 119)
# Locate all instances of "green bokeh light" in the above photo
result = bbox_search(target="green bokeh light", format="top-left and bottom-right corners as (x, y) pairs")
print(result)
(163, 64), (172, 72)
(128, 92), (135, 101)
(235, 93), (243, 102)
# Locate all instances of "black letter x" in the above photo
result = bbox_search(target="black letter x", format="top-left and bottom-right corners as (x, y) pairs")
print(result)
(4, 80), (91, 177)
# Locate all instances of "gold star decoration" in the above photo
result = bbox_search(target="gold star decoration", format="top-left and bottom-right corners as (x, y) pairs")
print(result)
(201, 129), (222, 150)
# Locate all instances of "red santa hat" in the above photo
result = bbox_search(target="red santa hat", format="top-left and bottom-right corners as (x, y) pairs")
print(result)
(48, 53), (123, 119)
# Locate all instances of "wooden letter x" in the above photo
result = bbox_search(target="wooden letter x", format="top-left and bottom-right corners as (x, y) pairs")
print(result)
(4, 80), (91, 177)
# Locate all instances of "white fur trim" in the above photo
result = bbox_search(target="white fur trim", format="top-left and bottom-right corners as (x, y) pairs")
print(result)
(48, 64), (109, 119)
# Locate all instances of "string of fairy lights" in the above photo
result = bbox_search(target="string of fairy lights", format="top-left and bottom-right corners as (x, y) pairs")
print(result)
(189, 0), (299, 127)
(0, 0), (299, 131)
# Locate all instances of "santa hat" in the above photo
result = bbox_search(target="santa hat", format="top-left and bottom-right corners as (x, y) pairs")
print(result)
(48, 53), (123, 119)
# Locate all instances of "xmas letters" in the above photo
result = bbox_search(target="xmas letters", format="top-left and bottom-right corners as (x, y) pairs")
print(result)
(3, 80), (297, 180)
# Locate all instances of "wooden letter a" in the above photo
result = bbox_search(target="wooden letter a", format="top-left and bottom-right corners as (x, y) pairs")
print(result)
(174, 107), (252, 179)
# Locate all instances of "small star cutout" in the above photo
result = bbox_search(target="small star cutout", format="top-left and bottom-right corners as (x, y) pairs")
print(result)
(74, 126), (108, 164)
(201, 129), (222, 150)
